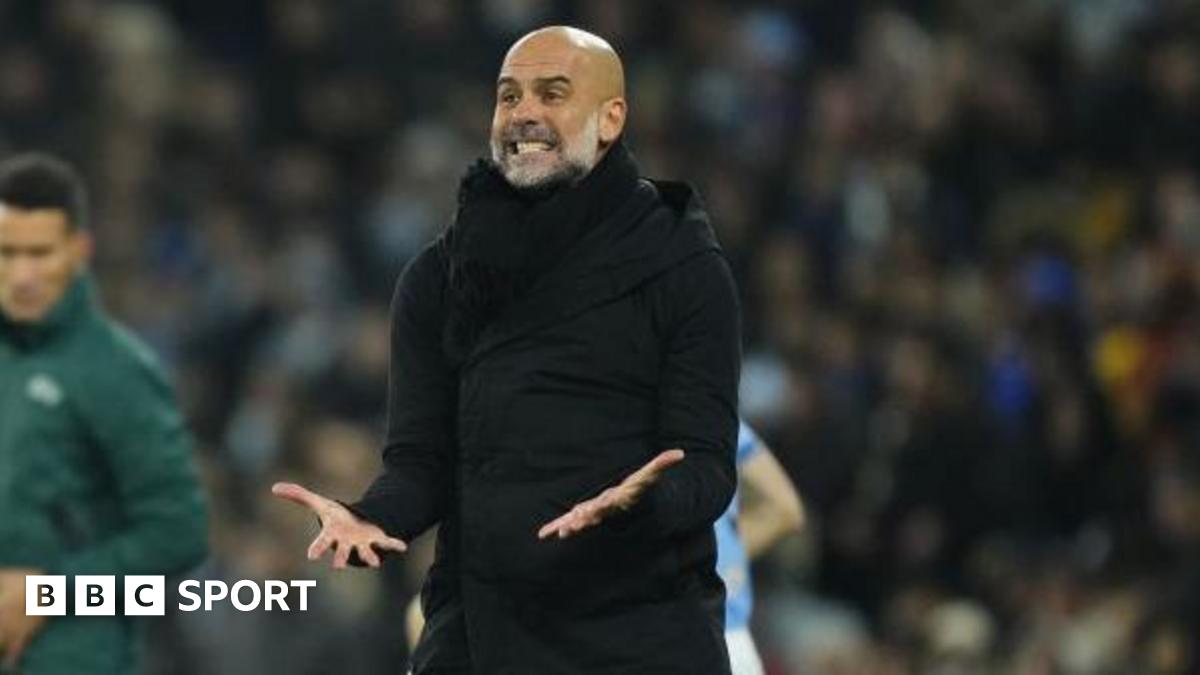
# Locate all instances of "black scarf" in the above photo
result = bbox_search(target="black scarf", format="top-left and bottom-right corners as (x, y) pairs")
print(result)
(444, 141), (641, 362)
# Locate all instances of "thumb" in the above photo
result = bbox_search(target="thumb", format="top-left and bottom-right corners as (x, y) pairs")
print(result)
(651, 448), (686, 469)
(271, 482), (326, 512)
(627, 449), (686, 486)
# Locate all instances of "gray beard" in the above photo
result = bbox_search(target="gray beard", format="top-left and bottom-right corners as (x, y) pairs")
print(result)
(491, 112), (601, 190)
(503, 159), (589, 193)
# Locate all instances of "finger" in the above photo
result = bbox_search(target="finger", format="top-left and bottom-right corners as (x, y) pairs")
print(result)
(559, 502), (594, 529)
(556, 502), (605, 538)
(541, 480), (650, 540)
(558, 516), (596, 539)
(538, 513), (573, 539)
(542, 506), (583, 538)
(540, 488), (624, 540)
(562, 486), (644, 539)
(560, 515), (591, 538)
(271, 482), (326, 512)
(2, 633), (28, 671)
(555, 510), (586, 539)
(572, 487), (626, 521)
(639, 449), (687, 478)
(576, 500), (605, 525)
(375, 537), (408, 553)
(624, 449), (686, 487)
(307, 533), (333, 561)
(356, 544), (381, 568)
(331, 541), (353, 570)
(592, 487), (624, 511)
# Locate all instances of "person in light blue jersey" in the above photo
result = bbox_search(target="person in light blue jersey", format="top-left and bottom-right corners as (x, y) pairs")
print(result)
(717, 421), (805, 675)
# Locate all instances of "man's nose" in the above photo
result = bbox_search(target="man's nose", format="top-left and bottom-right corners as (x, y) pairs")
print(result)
(7, 256), (39, 286)
(509, 96), (543, 124)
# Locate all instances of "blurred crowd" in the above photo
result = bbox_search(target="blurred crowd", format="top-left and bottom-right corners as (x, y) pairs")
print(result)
(3, 0), (1200, 673)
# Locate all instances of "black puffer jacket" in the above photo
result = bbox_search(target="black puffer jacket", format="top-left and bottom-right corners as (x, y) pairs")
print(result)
(352, 174), (741, 675)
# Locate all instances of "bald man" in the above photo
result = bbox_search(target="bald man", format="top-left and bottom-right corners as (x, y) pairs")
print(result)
(275, 26), (740, 674)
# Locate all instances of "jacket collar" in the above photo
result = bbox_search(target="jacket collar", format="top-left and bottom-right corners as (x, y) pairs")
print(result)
(0, 274), (96, 350)
(459, 179), (720, 365)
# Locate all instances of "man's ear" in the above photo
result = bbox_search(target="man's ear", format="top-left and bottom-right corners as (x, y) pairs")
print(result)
(70, 230), (94, 268)
(598, 98), (627, 146)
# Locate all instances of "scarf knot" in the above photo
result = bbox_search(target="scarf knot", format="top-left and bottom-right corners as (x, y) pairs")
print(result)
(443, 141), (640, 362)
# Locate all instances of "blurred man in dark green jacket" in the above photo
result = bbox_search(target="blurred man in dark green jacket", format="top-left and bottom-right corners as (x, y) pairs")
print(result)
(0, 154), (208, 674)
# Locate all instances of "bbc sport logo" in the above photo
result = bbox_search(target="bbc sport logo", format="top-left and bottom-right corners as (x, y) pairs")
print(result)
(26, 576), (317, 616)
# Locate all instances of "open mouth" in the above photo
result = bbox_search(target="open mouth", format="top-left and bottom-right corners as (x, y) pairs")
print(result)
(508, 140), (557, 156)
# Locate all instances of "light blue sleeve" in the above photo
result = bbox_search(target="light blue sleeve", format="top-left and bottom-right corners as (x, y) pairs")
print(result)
(736, 421), (762, 466)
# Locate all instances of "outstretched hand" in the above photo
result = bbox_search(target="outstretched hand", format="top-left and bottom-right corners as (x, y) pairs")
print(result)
(271, 482), (407, 569)
(0, 567), (48, 671)
(537, 449), (685, 540)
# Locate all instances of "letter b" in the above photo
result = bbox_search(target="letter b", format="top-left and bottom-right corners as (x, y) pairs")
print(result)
(75, 576), (116, 616)
(26, 576), (66, 616)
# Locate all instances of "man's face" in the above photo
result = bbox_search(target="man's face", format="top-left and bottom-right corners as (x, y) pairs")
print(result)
(0, 206), (89, 324)
(490, 38), (612, 189)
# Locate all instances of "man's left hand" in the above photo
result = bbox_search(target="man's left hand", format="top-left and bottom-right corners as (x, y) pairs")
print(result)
(537, 449), (685, 540)
(0, 568), (49, 671)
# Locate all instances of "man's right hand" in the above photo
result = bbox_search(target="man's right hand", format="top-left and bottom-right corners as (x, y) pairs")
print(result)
(0, 567), (50, 671)
(271, 482), (407, 569)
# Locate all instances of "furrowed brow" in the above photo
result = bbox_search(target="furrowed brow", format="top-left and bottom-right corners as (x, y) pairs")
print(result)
(497, 75), (573, 89)
(535, 76), (572, 90)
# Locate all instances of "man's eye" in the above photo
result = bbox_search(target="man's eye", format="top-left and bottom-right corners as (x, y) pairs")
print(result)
(544, 90), (564, 102)
(500, 92), (519, 105)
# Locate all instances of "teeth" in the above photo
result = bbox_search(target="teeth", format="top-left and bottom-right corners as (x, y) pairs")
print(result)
(515, 141), (551, 154)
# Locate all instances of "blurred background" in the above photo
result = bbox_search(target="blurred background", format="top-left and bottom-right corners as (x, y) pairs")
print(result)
(3, 0), (1200, 672)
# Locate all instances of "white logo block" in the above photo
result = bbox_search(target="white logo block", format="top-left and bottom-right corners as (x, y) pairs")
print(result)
(74, 575), (116, 615)
(124, 576), (166, 616)
(26, 575), (66, 616)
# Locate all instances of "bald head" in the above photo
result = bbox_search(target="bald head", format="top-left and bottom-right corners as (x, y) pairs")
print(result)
(503, 26), (625, 100)
(490, 26), (629, 189)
